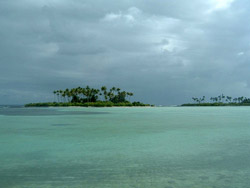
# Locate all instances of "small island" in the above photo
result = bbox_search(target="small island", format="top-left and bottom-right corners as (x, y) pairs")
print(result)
(25, 86), (153, 107)
(182, 94), (250, 106)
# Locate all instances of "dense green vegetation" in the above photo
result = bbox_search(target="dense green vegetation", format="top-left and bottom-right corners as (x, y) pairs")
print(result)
(182, 94), (250, 106)
(25, 86), (153, 107)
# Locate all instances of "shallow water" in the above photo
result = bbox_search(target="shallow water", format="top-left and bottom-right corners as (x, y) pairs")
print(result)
(0, 107), (250, 188)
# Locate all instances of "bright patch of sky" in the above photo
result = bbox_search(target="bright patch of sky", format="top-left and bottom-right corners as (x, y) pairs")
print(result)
(207, 0), (235, 13)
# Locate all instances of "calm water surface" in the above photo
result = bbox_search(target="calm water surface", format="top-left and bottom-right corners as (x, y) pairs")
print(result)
(0, 107), (250, 188)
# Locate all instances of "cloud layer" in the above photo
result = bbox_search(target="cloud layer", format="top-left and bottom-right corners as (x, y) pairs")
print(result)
(0, 0), (250, 105)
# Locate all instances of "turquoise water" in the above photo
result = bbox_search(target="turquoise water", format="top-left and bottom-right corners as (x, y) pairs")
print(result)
(0, 107), (250, 188)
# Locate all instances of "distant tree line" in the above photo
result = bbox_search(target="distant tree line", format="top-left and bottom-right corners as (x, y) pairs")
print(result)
(191, 94), (250, 104)
(53, 86), (134, 104)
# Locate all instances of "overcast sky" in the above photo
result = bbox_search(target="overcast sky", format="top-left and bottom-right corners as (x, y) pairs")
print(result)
(0, 0), (250, 105)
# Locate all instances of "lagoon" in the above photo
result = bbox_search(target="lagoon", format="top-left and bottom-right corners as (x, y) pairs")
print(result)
(0, 107), (250, 188)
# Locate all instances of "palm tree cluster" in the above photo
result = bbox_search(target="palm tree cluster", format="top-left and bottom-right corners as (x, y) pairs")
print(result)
(192, 96), (205, 104)
(53, 86), (134, 103)
(192, 94), (250, 104)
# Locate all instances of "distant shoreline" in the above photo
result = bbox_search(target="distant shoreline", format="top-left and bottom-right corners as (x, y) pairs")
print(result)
(181, 103), (250, 106)
(25, 102), (154, 108)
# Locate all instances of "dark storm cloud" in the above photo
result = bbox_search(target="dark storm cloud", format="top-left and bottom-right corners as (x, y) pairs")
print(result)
(0, 0), (250, 105)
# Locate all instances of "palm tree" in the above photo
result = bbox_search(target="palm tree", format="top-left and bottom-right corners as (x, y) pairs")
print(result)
(218, 95), (222, 103)
(81, 88), (86, 101)
(226, 96), (232, 102)
(53, 91), (57, 102)
(85, 86), (91, 102)
(201, 96), (205, 103)
(221, 94), (225, 102)
(62, 92), (66, 102)
(192, 97), (196, 103)
(128, 92), (133, 102)
(214, 97), (218, 103)
(93, 89), (100, 102)
(56, 90), (60, 102)
(64, 88), (70, 102)
(233, 98), (237, 103)
(101, 86), (107, 101)
(210, 97), (212, 103)
(130, 92), (134, 100)
(116, 88), (121, 94)
(108, 91), (114, 102)
(237, 97), (241, 103)
(59, 90), (63, 102)
(210, 97), (215, 103)
(238, 96), (244, 103)
(111, 87), (116, 99)
(65, 89), (71, 102)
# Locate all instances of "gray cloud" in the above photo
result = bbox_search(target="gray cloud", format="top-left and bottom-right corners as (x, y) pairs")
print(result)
(0, 0), (250, 105)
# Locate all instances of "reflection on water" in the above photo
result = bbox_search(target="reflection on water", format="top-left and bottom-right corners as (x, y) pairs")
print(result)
(0, 107), (109, 116)
(0, 107), (250, 188)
